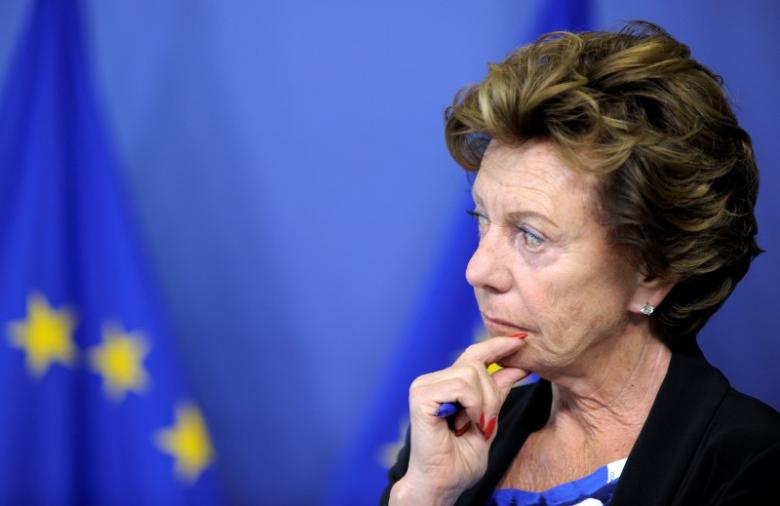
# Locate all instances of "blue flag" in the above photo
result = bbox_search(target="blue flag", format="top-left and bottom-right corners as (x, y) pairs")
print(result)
(0, 1), (223, 503)
(325, 1), (593, 503)
(325, 188), (482, 505)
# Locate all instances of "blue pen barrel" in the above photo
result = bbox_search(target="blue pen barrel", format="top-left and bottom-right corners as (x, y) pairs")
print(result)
(435, 402), (461, 418)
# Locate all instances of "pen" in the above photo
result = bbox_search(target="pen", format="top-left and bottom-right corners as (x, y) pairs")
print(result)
(434, 332), (527, 419)
(434, 362), (504, 418)
(435, 401), (461, 418)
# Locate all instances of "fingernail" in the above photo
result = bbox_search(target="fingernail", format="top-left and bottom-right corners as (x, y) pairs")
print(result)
(454, 421), (472, 437)
(511, 332), (528, 339)
(482, 417), (497, 441)
(478, 412), (485, 431)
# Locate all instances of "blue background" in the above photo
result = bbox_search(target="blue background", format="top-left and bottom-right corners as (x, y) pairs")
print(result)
(1, 1), (777, 503)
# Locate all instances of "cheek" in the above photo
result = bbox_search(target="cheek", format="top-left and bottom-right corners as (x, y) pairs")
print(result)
(534, 284), (586, 350)
(514, 250), (569, 321)
(522, 273), (581, 338)
(526, 267), (627, 352)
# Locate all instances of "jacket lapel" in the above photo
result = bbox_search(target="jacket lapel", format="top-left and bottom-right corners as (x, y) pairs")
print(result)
(611, 344), (730, 505)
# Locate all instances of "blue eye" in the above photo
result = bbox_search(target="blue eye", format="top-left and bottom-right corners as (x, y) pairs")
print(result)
(518, 226), (544, 249)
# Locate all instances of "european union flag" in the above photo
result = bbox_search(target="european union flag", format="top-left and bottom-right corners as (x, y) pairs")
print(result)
(0, 1), (223, 503)
(325, 1), (592, 503)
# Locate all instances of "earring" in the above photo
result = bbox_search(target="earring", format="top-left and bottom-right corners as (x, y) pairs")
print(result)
(640, 303), (655, 316)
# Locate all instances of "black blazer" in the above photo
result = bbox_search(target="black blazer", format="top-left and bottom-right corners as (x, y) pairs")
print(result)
(381, 343), (780, 505)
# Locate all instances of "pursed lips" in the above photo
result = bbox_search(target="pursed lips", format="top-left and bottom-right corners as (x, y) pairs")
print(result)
(482, 313), (533, 334)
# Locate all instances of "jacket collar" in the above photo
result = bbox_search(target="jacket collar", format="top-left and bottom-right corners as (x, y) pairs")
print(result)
(611, 342), (730, 505)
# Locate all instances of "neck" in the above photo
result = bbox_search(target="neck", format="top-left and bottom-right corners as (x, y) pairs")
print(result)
(546, 326), (671, 444)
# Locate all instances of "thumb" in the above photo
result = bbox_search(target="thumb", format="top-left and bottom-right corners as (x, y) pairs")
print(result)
(491, 367), (530, 402)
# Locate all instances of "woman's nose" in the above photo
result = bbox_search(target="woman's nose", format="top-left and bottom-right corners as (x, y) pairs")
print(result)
(465, 229), (513, 293)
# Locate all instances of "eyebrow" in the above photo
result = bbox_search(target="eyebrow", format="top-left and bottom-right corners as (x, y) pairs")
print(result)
(507, 210), (559, 230)
(472, 190), (560, 229)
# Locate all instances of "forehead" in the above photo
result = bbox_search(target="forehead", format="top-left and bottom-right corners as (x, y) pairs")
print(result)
(473, 140), (598, 220)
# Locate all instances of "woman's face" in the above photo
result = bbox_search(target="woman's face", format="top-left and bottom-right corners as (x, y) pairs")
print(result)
(467, 140), (644, 378)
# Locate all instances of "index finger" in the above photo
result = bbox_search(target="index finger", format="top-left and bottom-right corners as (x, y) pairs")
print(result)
(453, 334), (527, 368)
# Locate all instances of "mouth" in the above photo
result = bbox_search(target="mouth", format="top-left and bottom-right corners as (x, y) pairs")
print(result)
(482, 313), (533, 336)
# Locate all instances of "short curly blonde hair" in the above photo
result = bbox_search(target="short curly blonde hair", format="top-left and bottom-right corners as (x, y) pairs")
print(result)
(445, 21), (761, 343)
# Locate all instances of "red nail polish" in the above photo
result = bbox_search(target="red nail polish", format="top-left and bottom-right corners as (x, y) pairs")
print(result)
(479, 412), (485, 431)
(511, 332), (528, 339)
(483, 417), (497, 441)
(454, 421), (472, 437)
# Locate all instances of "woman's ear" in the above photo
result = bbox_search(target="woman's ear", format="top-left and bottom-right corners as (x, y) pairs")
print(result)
(629, 270), (676, 315)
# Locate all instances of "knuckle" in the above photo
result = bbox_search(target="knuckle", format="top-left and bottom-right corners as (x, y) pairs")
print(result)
(462, 343), (480, 357)
(463, 364), (482, 383)
(409, 370), (437, 390)
(450, 377), (469, 393)
(408, 379), (430, 401)
(408, 380), (426, 399)
(467, 362), (485, 376)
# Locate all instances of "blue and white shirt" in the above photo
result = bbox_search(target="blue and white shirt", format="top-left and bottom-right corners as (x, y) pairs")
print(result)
(487, 458), (627, 506)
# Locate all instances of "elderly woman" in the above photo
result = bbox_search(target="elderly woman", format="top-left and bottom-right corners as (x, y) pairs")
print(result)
(382, 22), (779, 505)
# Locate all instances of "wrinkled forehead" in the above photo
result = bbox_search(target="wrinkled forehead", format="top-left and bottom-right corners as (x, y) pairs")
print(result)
(473, 140), (598, 214)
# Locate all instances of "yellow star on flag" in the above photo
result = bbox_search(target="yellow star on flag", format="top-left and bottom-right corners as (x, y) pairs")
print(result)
(155, 402), (214, 484)
(7, 292), (77, 379)
(88, 323), (151, 402)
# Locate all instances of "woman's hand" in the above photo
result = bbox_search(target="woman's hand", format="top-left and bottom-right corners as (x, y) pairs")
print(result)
(389, 336), (529, 506)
